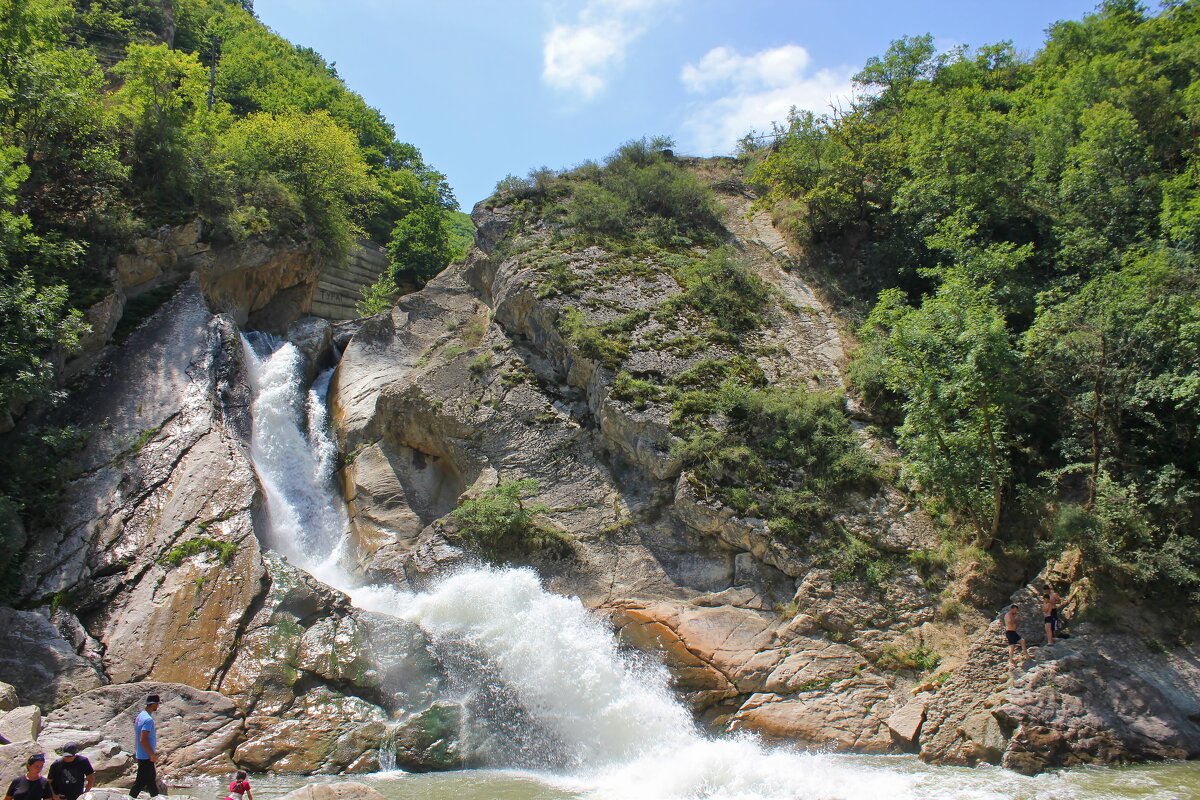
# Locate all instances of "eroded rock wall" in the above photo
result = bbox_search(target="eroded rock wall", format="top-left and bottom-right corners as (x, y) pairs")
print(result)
(2, 281), (455, 774)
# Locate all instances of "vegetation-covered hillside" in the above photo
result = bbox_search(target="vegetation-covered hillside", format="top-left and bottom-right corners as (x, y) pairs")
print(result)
(0, 0), (458, 579)
(744, 0), (1200, 605)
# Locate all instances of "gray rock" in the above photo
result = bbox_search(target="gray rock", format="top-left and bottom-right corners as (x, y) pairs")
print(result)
(0, 683), (17, 713)
(277, 782), (387, 800)
(41, 682), (240, 777)
(286, 316), (335, 382)
(0, 706), (41, 745)
(0, 609), (104, 710)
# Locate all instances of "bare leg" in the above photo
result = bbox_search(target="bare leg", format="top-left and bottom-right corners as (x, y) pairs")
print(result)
(1045, 621), (1054, 645)
(1009, 644), (1017, 666)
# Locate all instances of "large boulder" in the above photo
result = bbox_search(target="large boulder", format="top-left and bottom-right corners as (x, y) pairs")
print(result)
(0, 706), (41, 745)
(41, 682), (240, 777)
(996, 636), (1200, 774)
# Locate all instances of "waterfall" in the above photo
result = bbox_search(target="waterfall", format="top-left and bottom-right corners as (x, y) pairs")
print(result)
(240, 334), (919, 800)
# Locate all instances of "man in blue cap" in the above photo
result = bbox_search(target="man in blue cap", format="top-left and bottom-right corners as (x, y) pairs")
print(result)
(129, 693), (160, 798)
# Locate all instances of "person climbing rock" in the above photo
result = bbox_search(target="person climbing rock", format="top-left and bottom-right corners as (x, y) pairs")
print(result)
(47, 744), (93, 800)
(1043, 591), (1056, 646)
(4, 754), (53, 800)
(1048, 585), (1068, 638)
(129, 693), (160, 799)
(225, 770), (252, 800)
(1004, 604), (1029, 666)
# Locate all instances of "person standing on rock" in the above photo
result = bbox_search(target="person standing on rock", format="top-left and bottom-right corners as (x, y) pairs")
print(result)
(1004, 604), (1029, 666)
(48, 744), (94, 800)
(129, 693), (160, 799)
(4, 754), (53, 800)
(1042, 591), (1056, 646)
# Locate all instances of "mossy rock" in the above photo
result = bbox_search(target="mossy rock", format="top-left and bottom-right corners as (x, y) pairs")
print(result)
(390, 701), (464, 772)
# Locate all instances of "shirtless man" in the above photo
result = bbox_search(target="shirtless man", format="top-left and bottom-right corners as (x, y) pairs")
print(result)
(1004, 604), (1029, 666)
(1042, 591), (1056, 645)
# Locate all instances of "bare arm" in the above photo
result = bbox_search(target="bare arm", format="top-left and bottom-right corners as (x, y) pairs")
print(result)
(85, 772), (94, 792)
(140, 730), (157, 762)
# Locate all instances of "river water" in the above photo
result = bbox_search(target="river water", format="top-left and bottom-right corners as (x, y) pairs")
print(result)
(238, 337), (1200, 800)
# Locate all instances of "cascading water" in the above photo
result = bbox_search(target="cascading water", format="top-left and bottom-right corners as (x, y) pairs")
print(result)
(240, 334), (1191, 800)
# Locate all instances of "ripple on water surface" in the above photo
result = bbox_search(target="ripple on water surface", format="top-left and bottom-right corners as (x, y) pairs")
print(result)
(165, 759), (1200, 800)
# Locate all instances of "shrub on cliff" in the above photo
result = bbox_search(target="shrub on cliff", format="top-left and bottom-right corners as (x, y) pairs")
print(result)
(566, 137), (721, 247)
(675, 382), (877, 541)
(450, 479), (570, 557)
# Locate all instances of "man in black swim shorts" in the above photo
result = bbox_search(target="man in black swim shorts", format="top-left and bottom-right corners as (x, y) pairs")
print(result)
(1004, 604), (1029, 666)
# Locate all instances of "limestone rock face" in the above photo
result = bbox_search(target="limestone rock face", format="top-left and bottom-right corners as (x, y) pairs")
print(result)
(325, 168), (948, 763)
(196, 237), (319, 329)
(0, 609), (104, 709)
(7, 280), (456, 774)
(16, 281), (263, 696)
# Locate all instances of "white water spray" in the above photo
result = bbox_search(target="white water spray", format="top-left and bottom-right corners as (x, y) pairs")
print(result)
(241, 334), (1000, 800)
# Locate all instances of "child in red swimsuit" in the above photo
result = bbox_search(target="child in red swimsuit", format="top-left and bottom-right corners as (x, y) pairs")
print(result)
(225, 771), (252, 800)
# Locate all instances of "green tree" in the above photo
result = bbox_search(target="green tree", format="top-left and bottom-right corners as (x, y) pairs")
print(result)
(860, 271), (1022, 546)
(221, 109), (376, 257)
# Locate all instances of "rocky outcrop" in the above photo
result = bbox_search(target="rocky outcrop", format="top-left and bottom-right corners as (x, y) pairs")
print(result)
(0, 609), (105, 709)
(4, 280), (459, 774)
(996, 632), (1200, 774)
(324, 166), (949, 763)
(41, 682), (240, 778)
(607, 599), (899, 751)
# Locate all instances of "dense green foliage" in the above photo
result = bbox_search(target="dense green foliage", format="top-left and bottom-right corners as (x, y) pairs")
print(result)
(492, 137), (722, 249)
(0, 0), (456, 586)
(450, 479), (569, 556)
(748, 1), (1200, 599)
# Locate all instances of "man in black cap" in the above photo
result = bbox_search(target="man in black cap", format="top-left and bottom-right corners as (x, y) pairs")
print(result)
(129, 694), (160, 798)
(48, 744), (93, 800)
(4, 754), (54, 800)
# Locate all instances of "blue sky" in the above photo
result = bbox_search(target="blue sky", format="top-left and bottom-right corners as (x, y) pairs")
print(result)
(254, 0), (1102, 210)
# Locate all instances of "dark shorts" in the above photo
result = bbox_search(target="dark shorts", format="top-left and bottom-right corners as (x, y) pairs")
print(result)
(1005, 630), (1022, 645)
(1044, 616), (1054, 625)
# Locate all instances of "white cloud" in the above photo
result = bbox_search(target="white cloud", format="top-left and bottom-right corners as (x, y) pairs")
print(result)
(542, 0), (674, 100)
(679, 44), (855, 155)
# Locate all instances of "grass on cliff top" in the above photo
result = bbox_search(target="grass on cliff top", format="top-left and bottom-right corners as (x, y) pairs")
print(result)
(490, 136), (722, 251)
